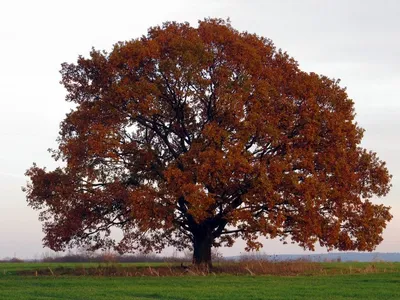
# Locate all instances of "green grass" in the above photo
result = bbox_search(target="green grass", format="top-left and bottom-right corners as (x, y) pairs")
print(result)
(1, 262), (399, 299)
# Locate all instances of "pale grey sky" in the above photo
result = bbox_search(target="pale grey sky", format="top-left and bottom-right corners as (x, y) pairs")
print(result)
(0, 0), (399, 258)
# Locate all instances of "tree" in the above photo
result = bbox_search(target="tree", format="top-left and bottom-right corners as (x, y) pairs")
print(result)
(24, 19), (392, 268)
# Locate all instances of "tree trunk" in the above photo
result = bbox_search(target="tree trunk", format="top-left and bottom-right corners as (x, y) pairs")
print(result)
(192, 232), (213, 269)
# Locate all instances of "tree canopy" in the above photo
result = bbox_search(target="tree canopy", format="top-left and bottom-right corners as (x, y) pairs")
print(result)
(24, 19), (392, 267)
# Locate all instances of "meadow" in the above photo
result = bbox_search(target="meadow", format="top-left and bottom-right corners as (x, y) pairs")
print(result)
(1, 261), (400, 299)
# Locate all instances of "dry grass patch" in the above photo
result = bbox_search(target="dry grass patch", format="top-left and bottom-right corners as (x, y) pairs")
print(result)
(16, 260), (326, 277)
(215, 259), (323, 276)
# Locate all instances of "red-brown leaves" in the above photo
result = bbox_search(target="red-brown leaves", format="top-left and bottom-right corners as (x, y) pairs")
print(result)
(25, 19), (392, 260)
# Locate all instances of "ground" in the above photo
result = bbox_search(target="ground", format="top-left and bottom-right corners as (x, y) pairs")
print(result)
(1, 262), (399, 299)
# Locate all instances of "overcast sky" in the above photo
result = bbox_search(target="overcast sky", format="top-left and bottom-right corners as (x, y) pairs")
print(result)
(0, 0), (399, 259)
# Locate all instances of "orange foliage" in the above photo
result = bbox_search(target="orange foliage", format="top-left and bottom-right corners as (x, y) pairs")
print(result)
(24, 19), (392, 266)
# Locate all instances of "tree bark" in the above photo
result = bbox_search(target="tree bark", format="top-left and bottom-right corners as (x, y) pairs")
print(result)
(192, 231), (213, 269)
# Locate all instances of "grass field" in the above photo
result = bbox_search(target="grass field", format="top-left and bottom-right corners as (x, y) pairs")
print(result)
(1, 262), (400, 299)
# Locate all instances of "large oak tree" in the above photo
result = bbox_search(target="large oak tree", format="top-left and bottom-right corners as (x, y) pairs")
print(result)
(25, 19), (392, 267)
